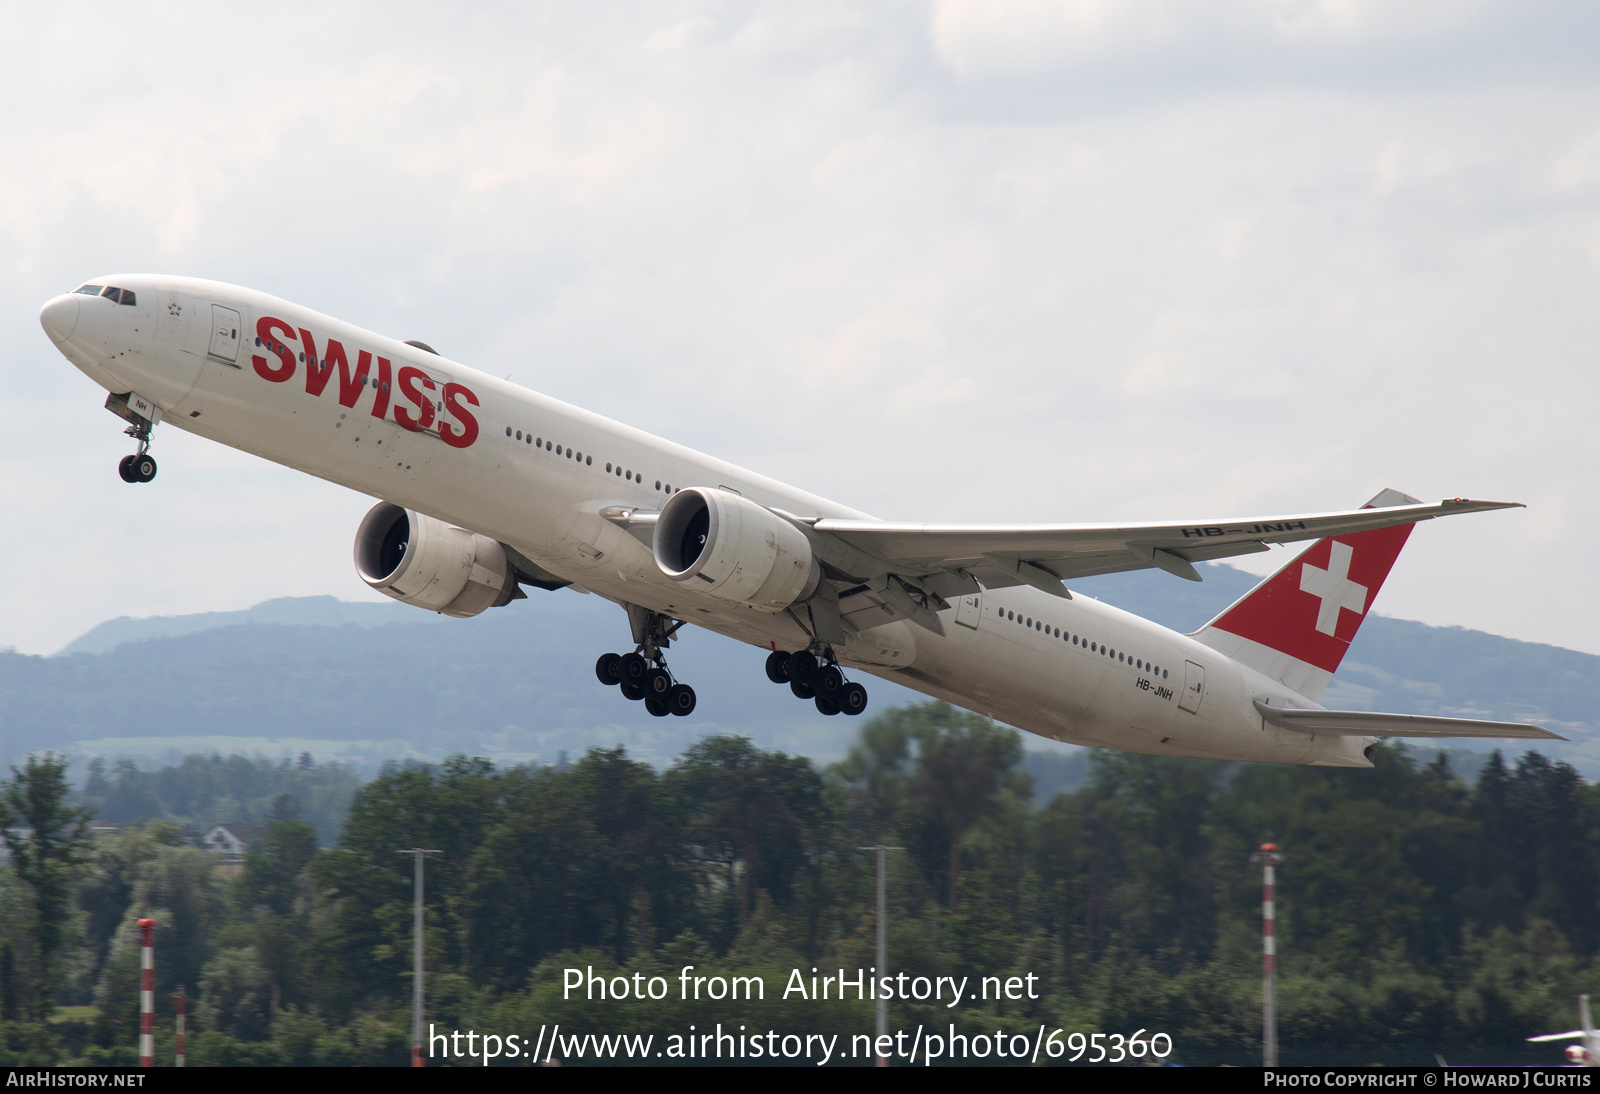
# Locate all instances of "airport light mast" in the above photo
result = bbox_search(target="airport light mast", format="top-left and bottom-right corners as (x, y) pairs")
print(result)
(1250, 842), (1285, 1066)
(397, 848), (441, 1068)
(859, 845), (903, 1067)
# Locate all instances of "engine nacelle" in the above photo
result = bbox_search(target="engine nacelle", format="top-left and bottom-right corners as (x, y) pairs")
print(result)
(354, 502), (518, 618)
(653, 487), (820, 612)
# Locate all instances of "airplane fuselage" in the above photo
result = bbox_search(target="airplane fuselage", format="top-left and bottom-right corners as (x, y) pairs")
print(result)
(43, 275), (1372, 767)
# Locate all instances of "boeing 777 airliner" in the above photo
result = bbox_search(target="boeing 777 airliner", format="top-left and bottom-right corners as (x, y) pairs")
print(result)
(39, 276), (1561, 767)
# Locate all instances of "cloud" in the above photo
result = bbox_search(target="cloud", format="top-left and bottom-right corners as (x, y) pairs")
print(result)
(929, 0), (1496, 76)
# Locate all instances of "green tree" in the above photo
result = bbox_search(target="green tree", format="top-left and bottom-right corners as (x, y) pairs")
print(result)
(669, 736), (824, 928)
(841, 703), (1025, 910)
(240, 820), (317, 917)
(0, 754), (92, 1015)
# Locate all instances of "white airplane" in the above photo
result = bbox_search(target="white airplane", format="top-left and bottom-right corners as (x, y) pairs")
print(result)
(39, 276), (1563, 765)
(1529, 994), (1599, 1065)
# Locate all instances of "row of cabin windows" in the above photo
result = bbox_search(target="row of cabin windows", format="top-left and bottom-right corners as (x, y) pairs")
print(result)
(505, 427), (678, 494)
(999, 606), (1169, 680)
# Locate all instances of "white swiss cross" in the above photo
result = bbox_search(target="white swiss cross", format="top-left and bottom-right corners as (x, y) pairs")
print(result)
(1299, 540), (1368, 637)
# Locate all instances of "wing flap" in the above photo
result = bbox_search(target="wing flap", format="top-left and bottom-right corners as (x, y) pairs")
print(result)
(1253, 700), (1566, 740)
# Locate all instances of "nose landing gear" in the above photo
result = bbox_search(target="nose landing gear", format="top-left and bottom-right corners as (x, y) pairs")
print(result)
(766, 647), (868, 717)
(595, 607), (696, 717)
(112, 397), (158, 484)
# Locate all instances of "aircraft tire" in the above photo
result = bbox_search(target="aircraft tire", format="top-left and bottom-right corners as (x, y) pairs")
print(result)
(134, 455), (157, 482)
(668, 684), (696, 717)
(618, 652), (648, 684)
(789, 679), (815, 701)
(787, 651), (819, 686)
(814, 694), (841, 716)
(816, 665), (844, 697)
(118, 456), (137, 483)
(645, 696), (670, 718)
(764, 650), (791, 683)
(621, 679), (646, 701)
(595, 652), (623, 686)
(840, 682), (868, 716)
(644, 668), (672, 697)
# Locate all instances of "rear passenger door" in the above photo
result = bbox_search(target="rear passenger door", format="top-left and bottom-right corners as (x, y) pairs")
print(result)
(954, 591), (983, 629)
(1179, 661), (1205, 713)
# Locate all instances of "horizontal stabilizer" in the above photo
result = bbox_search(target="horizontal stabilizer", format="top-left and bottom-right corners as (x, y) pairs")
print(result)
(1253, 700), (1566, 740)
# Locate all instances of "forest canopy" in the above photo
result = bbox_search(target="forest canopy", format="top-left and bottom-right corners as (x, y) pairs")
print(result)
(0, 702), (1594, 1066)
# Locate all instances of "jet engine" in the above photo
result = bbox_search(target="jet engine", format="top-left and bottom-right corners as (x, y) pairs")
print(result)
(354, 502), (519, 617)
(653, 487), (820, 612)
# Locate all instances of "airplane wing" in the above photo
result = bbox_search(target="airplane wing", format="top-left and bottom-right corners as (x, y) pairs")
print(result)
(607, 494), (1518, 640)
(811, 497), (1520, 597)
(1253, 701), (1566, 741)
(1528, 1031), (1587, 1042)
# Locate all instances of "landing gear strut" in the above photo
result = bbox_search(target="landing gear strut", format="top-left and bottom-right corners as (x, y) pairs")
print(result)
(595, 606), (696, 717)
(117, 415), (157, 484)
(765, 647), (868, 717)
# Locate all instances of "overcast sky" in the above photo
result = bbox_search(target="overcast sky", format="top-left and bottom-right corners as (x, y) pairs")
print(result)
(3, 1), (1598, 657)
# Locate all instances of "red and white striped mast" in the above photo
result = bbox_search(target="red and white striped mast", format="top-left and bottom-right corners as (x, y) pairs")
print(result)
(137, 918), (156, 1067)
(1250, 844), (1285, 1067)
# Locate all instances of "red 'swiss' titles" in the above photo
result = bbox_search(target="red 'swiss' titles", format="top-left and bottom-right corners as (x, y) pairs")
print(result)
(251, 315), (479, 449)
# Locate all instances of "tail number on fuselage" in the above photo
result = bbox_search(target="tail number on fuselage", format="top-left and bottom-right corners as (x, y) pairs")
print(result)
(250, 316), (479, 449)
(1135, 677), (1174, 701)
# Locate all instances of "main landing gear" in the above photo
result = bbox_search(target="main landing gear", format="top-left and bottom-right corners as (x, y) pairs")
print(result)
(595, 607), (696, 718)
(117, 415), (157, 484)
(765, 648), (868, 718)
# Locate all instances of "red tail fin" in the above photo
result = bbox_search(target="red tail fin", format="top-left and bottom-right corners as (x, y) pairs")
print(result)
(1195, 490), (1417, 699)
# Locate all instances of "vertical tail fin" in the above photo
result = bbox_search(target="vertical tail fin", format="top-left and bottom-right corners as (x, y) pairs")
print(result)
(1193, 489), (1419, 701)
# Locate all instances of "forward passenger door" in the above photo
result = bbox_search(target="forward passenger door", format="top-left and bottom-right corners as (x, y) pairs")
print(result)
(208, 305), (242, 363)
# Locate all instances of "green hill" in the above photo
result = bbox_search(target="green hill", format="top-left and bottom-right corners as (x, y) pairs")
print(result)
(1, 563), (1593, 778)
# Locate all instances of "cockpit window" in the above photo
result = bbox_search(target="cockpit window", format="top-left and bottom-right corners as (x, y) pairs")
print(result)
(74, 285), (104, 295)
(120, 291), (135, 306)
(101, 287), (122, 303)
(86, 285), (136, 305)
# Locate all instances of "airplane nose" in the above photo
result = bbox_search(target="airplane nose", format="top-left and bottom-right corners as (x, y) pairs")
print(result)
(40, 294), (80, 344)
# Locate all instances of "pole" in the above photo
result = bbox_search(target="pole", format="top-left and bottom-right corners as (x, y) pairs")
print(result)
(858, 845), (902, 1068)
(876, 846), (886, 1063)
(1250, 843), (1285, 1066)
(175, 985), (185, 1068)
(137, 918), (155, 1067)
(397, 849), (440, 1068)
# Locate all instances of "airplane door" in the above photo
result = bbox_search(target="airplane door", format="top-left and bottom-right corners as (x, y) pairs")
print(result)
(208, 305), (241, 363)
(1179, 661), (1205, 713)
(954, 591), (982, 630)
